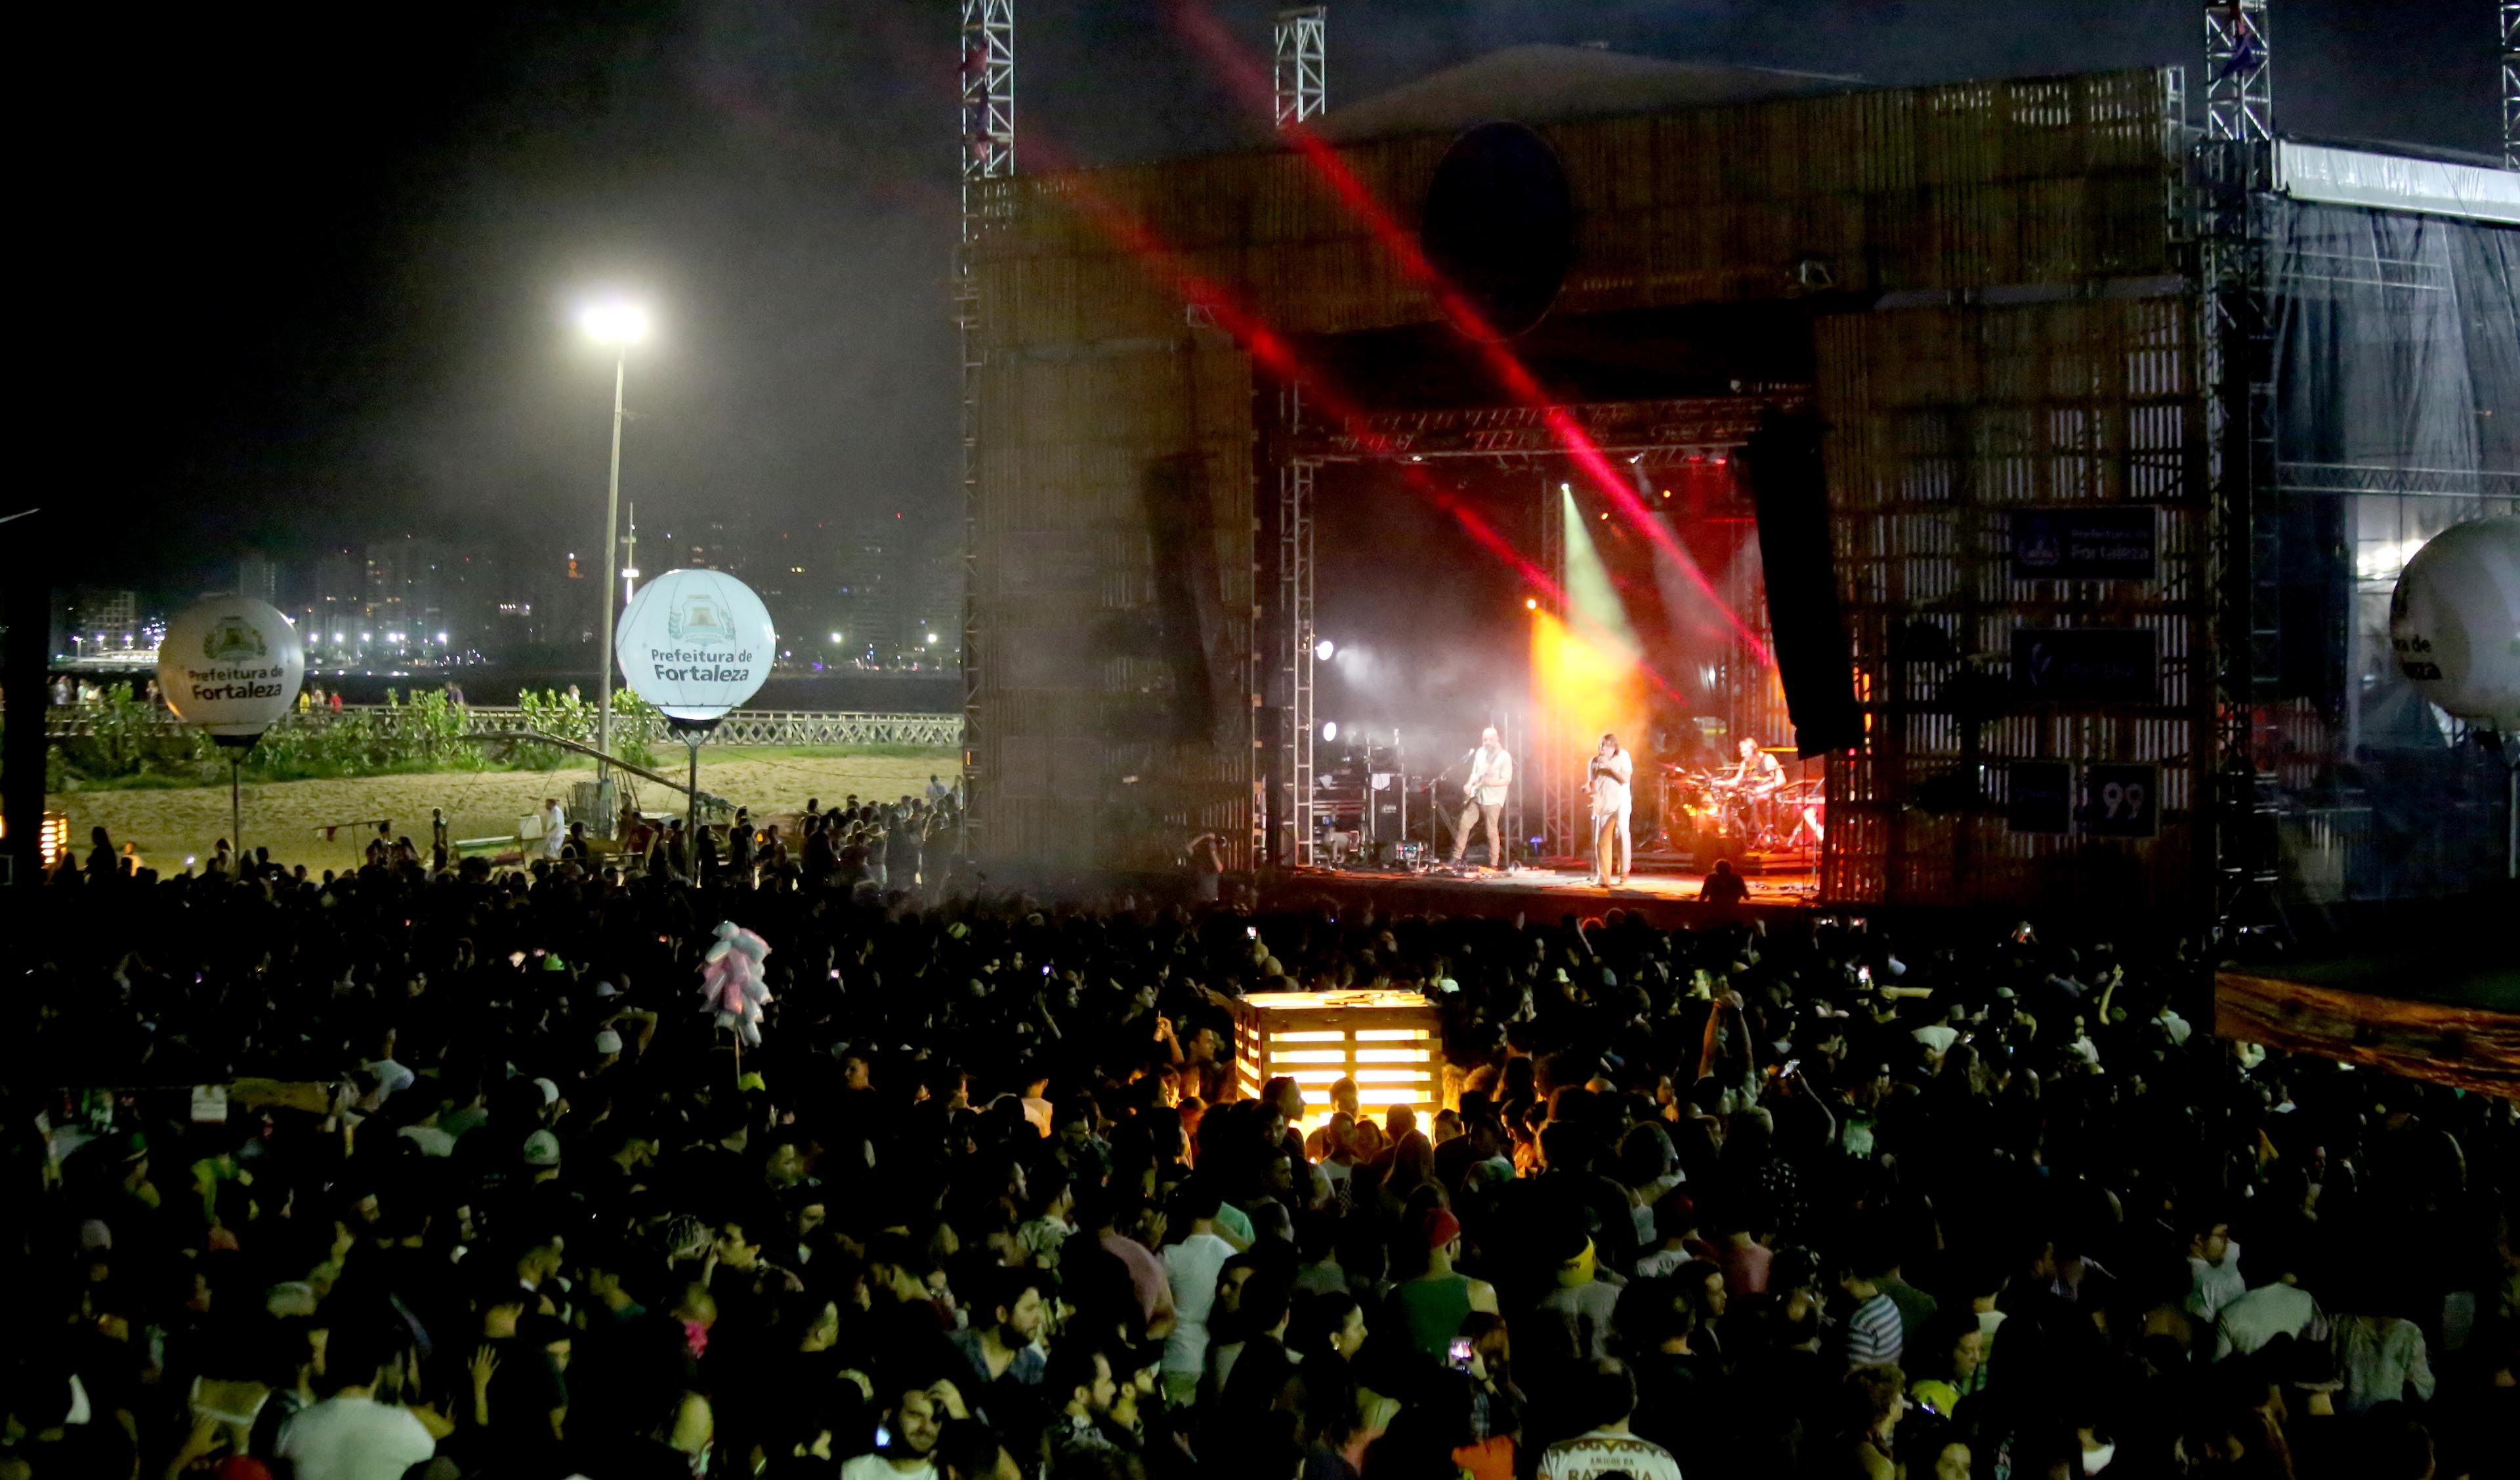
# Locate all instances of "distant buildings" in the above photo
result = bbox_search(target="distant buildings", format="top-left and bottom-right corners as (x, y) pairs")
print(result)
(635, 512), (958, 670)
(133, 519), (966, 672)
(52, 587), (144, 657)
(236, 553), (281, 605)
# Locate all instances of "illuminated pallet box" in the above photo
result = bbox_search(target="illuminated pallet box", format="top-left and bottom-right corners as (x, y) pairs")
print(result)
(0, 811), (72, 869)
(1228, 989), (1448, 1138)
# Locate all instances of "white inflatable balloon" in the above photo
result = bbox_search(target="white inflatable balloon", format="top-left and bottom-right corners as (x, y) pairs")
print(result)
(2388, 514), (2520, 728)
(615, 567), (776, 723)
(157, 597), (306, 739)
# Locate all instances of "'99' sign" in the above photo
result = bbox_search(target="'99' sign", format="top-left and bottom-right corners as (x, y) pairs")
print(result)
(2081, 763), (2160, 839)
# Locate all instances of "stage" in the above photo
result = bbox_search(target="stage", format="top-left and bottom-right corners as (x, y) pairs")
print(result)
(1262, 859), (1818, 925)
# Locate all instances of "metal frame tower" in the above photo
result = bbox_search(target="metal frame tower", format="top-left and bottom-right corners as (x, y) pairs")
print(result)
(1535, 480), (1569, 862)
(2199, 1), (2281, 919)
(1274, 7), (1327, 127)
(958, 1), (1015, 844)
(1279, 395), (1318, 866)
(2503, 1), (2517, 169)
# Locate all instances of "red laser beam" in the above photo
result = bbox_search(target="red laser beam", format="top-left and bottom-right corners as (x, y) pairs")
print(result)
(1164, 1), (1775, 666)
(1028, 138), (1682, 701)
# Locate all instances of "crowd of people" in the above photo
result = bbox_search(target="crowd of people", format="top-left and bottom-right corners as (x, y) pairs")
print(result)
(4, 840), (2514, 1480)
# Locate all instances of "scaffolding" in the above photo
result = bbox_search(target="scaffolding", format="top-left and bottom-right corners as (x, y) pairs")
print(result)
(957, 0), (1015, 852)
(960, 1), (1016, 197)
(1280, 394), (1318, 865)
(2505, 2), (2517, 170)
(1534, 476), (1570, 861)
(2199, 0), (2283, 918)
(1273, 7), (1326, 128)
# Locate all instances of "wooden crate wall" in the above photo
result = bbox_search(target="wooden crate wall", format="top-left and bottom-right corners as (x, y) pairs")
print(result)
(1816, 293), (2210, 909)
(973, 68), (2181, 345)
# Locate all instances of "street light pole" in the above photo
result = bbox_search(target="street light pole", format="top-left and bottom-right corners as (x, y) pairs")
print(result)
(577, 298), (647, 835)
(596, 342), (625, 789)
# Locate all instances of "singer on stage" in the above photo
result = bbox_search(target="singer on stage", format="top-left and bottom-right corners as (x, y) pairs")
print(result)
(1589, 731), (1633, 887)
(1448, 726), (1514, 871)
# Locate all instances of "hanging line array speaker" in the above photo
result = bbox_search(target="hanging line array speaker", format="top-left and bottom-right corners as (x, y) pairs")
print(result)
(1745, 411), (1862, 756)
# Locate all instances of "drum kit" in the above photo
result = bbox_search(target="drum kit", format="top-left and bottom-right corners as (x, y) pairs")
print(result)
(1658, 762), (1826, 854)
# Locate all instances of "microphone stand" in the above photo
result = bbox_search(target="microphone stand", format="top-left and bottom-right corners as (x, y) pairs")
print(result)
(1395, 730), (1408, 861)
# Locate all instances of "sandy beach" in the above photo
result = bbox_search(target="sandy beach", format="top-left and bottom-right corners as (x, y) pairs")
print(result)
(48, 752), (950, 873)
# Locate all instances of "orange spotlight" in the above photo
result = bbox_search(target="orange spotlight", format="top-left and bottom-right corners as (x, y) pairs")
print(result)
(1524, 597), (1538, 610)
(1530, 611), (1647, 787)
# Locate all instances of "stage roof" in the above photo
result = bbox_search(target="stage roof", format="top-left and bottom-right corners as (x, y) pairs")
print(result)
(1314, 44), (1855, 144)
(2277, 139), (2520, 225)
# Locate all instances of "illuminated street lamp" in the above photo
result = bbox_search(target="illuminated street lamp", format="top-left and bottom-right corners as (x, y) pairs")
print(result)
(579, 298), (649, 792)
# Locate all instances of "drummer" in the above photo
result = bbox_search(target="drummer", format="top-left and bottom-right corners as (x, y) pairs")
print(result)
(1726, 737), (1785, 796)
(1724, 737), (1787, 836)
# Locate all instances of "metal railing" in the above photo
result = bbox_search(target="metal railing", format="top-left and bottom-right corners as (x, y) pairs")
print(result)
(40, 705), (963, 749)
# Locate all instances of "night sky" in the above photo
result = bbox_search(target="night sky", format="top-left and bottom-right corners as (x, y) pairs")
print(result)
(58, 0), (2504, 594)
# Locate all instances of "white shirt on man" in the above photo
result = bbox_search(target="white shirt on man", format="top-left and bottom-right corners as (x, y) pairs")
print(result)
(1162, 1230), (1237, 1376)
(539, 802), (566, 859)
(274, 1395), (436, 1480)
(2216, 1279), (2324, 1359)
(1538, 1428), (1683, 1480)
(1589, 747), (1633, 814)
(1466, 744), (1515, 806)
(2186, 1242), (2245, 1319)
(841, 1456), (937, 1480)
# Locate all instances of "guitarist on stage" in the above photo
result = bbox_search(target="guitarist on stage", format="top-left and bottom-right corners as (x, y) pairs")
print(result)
(1447, 726), (1515, 872)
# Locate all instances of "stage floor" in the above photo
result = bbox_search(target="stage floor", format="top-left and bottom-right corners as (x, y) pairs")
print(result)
(1268, 861), (1818, 923)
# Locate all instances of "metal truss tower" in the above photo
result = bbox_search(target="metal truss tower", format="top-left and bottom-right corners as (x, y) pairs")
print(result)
(1535, 480), (1569, 862)
(2503, 2), (2517, 169)
(957, 1), (1014, 846)
(961, 2), (1015, 207)
(1274, 7), (1326, 127)
(2199, 1), (2282, 920)
(1279, 398), (1318, 866)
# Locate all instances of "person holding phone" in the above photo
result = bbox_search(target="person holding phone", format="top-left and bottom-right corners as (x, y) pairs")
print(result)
(1452, 1313), (1526, 1480)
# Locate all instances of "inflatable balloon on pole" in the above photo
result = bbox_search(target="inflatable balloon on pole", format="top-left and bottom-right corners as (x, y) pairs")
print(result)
(614, 567), (776, 876)
(157, 596), (306, 869)
(2389, 514), (2520, 877)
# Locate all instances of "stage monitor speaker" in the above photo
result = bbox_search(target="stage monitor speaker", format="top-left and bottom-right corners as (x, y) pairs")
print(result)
(1745, 413), (1862, 756)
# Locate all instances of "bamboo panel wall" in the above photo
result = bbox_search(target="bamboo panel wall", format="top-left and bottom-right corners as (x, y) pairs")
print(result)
(972, 68), (2182, 342)
(1816, 293), (2210, 909)
(970, 67), (2191, 886)
(970, 338), (1255, 870)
